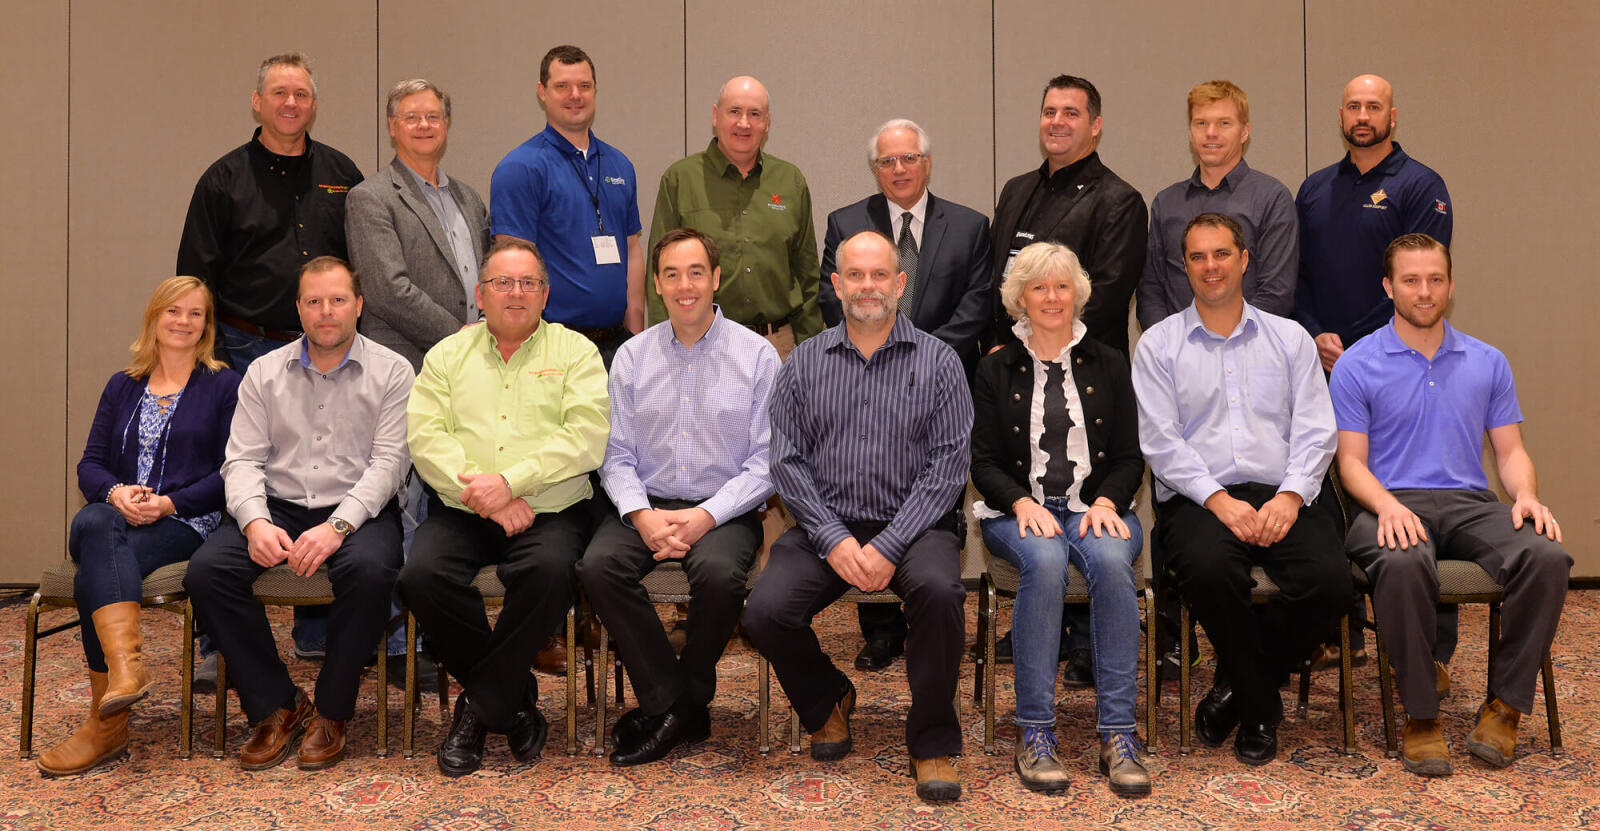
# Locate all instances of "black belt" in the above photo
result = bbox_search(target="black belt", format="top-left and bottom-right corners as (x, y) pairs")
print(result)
(741, 314), (793, 336)
(219, 314), (301, 342)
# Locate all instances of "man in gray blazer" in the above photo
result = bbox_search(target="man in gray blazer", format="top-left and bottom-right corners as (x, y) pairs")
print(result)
(347, 78), (490, 371)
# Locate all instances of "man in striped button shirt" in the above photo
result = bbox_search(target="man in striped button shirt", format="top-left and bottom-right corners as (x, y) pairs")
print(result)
(744, 231), (973, 803)
(579, 228), (780, 766)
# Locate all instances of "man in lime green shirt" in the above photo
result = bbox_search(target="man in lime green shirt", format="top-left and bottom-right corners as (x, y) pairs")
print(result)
(648, 75), (821, 355)
(399, 238), (609, 777)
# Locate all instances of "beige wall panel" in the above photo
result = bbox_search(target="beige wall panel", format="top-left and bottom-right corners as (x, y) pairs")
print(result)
(1307, 1), (1600, 576)
(994, 0), (1307, 204)
(66, 3), (379, 528)
(377, 1), (685, 232)
(681, 0), (995, 252)
(0, 6), (68, 581)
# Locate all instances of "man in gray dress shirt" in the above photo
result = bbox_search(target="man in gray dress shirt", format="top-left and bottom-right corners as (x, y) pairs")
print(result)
(1138, 80), (1297, 330)
(187, 257), (415, 772)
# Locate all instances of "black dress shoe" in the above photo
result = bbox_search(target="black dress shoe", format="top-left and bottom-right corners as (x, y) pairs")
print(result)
(612, 707), (664, 754)
(1062, 648), (1095, 688)
(1193, 681), (1239, 748)
(609, 707), (710, 766)
(438, 692), (487, 777)
(506, 691), (548, 764)
(1235, 720), (1278, 765)
(854, 637), (904, 671)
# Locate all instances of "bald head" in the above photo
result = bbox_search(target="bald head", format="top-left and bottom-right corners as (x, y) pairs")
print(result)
(712, 76), (771, 173)
(833, 231), (903, 326)
(1340, 74), (1397, 152)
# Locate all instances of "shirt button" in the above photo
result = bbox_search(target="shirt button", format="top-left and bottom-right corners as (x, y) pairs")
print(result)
(312, 464), (319, 470)
(504, 384), (510, 390)
(315, 435), (323, 441)
(1429, 381), (1436, 387)
(1227, 367), (1234, 374)
(1094, 418), (1103, 425)
(1015, 461), (1023, 468)
(1096, 451), (1105, 459)
(318, 404), (324, 409)
(498, 445), (504, 451)
(1012, 393), (1021, 401)
(1075, 357), (1083, 365)
(501, 415), (507, 420)
(1230, 396), (1236, 403)
(1085, 386), (1095, 395)
(1012, 426), (1020, 433)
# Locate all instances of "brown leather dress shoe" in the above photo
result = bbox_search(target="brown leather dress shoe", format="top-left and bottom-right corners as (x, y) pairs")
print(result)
(240, 691), (314, 771)
(297, 715), (348, 771)
(1467, 697), (1521, 768)
(533, 635), (567, 675)
(809, 681), (856, 761)
(1401, 716), (1452, 777)
(910, 755), (961, 802)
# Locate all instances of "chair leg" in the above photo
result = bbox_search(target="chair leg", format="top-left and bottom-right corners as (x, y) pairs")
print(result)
(594, 622), (610, 757)
(972, 581), (989, 707)
(404, 612), (417, 759)
(1542, 655), (1563, 756)
(982, 578), (997, 755)
(1179, 601), (1192, 755)
(1143, 586), (1158, 752)
(1339, 613), (1356, 755)
(375, 626), (389, 758)
(180, 603), (195, 760)
(789, 705), (801, 754)
(565, 605), (579, 756)
(757, 654), (771, 755)
(1296, 665), (1311, 720)
(212, 654), (228, 759)
(1375, 627), (1398, 758)
(1487, 601), (1502, 695)
(18, 596), (40, 759)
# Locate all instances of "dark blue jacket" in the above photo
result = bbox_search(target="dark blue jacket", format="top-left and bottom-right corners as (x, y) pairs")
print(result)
(76, 365), (241, 518)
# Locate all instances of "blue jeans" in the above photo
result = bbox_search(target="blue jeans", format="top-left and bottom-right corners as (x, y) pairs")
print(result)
(218, 320), (284, 373)
(69, 503), (202, 671)
(981, 501), (1143, 732)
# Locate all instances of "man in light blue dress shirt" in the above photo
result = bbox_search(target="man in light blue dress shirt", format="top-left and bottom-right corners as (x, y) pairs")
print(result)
(579, 228), (780, 766)
(1132, 213), (1347, 766)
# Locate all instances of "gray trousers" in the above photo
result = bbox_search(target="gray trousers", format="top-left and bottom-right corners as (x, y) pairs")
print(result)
(1347, 489), (1570, 719)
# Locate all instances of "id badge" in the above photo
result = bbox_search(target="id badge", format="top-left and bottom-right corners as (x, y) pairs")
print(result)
(592, 235), (621, 265)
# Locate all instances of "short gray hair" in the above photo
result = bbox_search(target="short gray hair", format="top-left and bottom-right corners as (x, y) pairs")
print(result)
(256, 52), (316, 98)
(999, 242), (1092, 322)
(386, 78), (452, 120)
(866, 118), (931, 165)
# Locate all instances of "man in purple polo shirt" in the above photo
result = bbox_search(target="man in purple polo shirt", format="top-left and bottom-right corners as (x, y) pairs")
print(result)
(1332, 233), (1569, 778)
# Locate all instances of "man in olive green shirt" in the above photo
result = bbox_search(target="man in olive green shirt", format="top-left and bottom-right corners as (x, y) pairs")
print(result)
(649, 75), (821, 354)
(399, 238), (609, 777)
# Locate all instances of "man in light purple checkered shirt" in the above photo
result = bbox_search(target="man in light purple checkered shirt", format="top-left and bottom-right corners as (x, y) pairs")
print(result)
(578, 228), (780, 766)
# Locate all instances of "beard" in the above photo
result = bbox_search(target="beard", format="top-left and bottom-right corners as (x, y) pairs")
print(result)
(842, 290), (894, 323)
(1343, 119), (1392, 148)
(1395, 300), (1446, 329)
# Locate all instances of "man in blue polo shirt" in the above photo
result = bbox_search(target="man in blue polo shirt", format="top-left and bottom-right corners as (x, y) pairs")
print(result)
(491, 44), (643, 366)
(1296, 74), (1451, 373)
(1332, 234), (1569, 778)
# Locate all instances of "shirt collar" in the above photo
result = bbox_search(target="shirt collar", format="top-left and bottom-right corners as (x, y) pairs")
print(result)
(483, 320), (545, 360)
(1181, 301), (1260, 342)
(1339, 141), (1410, 177)
(670, 306), (727, 347)
(1186, 157), (1251, 194)
(249, 126), (313, 163)
(541, 123), (597, 158)
(707, 139), (763, 179)
(404, 162), (450, 192)
(1010, 316), (1087, 363)
(1377, 318), (1464, 355)
(823, 311), (918, 355)
(296, 333), (360, 372)
(1038, 151), (1097, 190)
(887, 190), (929, 227)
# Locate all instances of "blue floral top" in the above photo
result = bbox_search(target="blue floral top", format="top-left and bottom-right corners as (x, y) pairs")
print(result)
(128, 386), (222, 538)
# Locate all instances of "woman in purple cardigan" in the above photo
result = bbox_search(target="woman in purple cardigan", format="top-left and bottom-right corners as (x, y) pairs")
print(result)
(39, 276), (240, 776)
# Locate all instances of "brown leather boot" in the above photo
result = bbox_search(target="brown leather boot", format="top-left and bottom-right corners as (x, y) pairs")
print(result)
(1400, 716), (1452, 776)
(37, 670), (130, 776)
(809, 682), (855, 761)
(1434, 661), (1452, 701)
(909, 756), (962, 802)
(1467, 697), (1521, 768)
(93, 602), (153, 716)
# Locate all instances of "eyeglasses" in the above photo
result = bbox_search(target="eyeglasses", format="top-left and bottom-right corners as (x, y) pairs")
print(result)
(397, 113), (446, 127)
(481, 276), (548, 293)
(872, 152), (926, 170)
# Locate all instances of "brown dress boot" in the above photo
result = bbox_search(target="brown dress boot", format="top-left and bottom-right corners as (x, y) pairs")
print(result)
(1400, 716), (1452, 777)
(93, 602), (153, 716)
(1467, 697), (1522, 768)
(37, 670), (130, 776)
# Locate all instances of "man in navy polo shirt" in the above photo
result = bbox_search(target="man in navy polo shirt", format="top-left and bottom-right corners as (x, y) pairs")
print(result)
(491, 44), (643, 366)
(1295, 74), (1451, 373)
(1332, 234), (1569, 777)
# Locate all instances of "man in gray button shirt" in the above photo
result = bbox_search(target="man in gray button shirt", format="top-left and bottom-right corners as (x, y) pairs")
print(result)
(1138, 80), (1297, 330)
(187, 257), (415, 772)
(347, 78), (491, 372)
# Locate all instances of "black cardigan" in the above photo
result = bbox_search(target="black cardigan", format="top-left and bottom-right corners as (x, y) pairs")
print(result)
(970, 336), (1143, 515)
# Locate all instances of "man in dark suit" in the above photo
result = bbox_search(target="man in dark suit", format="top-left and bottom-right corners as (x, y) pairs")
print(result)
(346, 78), (490, 372)
(987, 75), (1148, 686)
(989, 75), (1146, 359)
(820, 119), (992, 671)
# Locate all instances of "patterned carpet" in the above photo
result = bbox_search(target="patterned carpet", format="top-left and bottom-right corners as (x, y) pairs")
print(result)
(1, 590), (1595, 830)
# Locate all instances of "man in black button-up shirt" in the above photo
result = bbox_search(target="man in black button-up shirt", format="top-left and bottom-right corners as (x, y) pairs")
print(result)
(177, 52), (363, 371)
(744, 231), (973, 803)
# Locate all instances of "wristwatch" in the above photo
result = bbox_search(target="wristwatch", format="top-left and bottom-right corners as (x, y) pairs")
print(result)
(328, 517), (355, 537)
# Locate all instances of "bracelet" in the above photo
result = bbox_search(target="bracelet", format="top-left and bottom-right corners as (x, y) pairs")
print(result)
(106, 484), (127, 504)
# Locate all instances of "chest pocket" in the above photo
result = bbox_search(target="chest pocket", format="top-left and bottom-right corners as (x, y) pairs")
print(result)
(518, 372), (567, 435)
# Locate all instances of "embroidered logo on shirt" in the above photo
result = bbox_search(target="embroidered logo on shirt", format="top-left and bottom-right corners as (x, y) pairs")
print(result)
(1433, 199), (1449, 215)
(767, 193), (787, 211)
(530, 368), (565, 378)
(319, 184), (351, 194)
(1369, 189), (1388, 205)
(604, 176), (627, 185)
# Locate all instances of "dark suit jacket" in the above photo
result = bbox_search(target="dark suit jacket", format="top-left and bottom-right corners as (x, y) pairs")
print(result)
(988, 153), (1147, 359)
(969, 337), (1143, 515)
(820, 192), (992, 374)
(346, 156), (490, 370)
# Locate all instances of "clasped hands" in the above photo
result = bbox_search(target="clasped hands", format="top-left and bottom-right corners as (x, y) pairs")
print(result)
(826, 537), (895, 592)
(459, 471), (535, 537)
(243, 517), (346, 576)
(1204, 491), (1302, 547)
(109, 484), (174, 527)
(630, 507), (716, 560)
